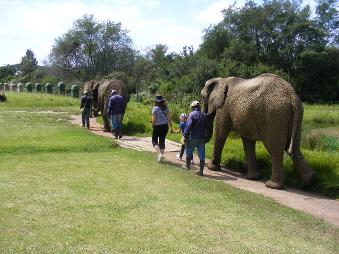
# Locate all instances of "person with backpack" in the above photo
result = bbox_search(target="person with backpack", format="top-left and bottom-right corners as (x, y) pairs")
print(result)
(80, 91), (92, 129)
(151, 95), (174, 162)
(182, 101), (207, 176)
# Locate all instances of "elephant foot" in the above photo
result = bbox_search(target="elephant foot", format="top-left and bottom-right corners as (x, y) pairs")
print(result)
(302, 171), (316, 187)
(207, 162), (221, 171)
(246, 171), (261, 180)
(265, 180), (285, 190)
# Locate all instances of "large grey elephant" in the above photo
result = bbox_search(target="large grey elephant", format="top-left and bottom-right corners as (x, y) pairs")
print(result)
(83, 79), (129, 132)
(201, 73), (315, 189)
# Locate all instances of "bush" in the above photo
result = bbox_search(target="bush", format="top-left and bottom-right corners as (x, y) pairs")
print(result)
(130, 91), (154, 105)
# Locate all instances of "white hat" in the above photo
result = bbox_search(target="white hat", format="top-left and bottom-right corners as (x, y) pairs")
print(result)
(180, 113), (187, 119)
(111, 90), (117, 95)
(84, 90), (88, 95)
(190, 101), (200, 108)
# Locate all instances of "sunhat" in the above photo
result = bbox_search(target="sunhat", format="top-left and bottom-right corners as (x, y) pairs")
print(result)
(155, 95), (164, 102)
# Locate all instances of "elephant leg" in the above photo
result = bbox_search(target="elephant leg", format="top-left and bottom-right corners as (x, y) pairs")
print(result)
(290, 150), (316, 187)
(242, 137), (261, 180)
(102, 105), (111, 132)
(207, 116), (231, 171)
(265, 150), (285, 189)
(102, 115), (111, 132)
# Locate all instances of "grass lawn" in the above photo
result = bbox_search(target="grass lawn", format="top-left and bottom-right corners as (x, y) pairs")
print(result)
(0, 92), (338, 253)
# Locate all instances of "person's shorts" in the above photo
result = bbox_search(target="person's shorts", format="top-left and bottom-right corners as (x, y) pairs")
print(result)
(186, 138), (205, 160)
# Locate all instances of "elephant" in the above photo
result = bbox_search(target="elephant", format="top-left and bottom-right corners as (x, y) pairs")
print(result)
(83, 79), (129, 132)
(201, 73), (315, 189)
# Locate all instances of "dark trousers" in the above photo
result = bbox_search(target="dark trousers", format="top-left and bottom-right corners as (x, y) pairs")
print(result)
(179, 144), (193, 160)
(152, 124), (169, 149)
(179, 144), (186, 158)
(82, 108), (90, 128)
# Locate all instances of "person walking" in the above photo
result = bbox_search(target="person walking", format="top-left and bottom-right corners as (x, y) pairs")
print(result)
(80, 90), (92, 129)
(175, 113), (193, 162)
(108, 90), (125, 139)
(151, 95), (174, 162)
(183, 101), (207, 176)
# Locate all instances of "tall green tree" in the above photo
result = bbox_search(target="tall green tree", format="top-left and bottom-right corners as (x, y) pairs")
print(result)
(20, 49), (38, 75)
(315, 0), (339, 46)
(49, 14), (135, 80)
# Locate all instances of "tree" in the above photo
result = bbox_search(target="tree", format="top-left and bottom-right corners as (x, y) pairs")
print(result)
(49, 14), (135, 80)
(294, 48), (339, 102)
(20, 49), (38, 75)
(201, 0), (326, 73)
(315, 0), (339, 46)
(200, 23), (230, 59)
(0, 65), (15, 82)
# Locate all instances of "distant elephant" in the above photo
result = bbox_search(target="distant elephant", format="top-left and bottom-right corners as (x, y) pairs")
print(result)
(83, 79), (129, 132)
(201, 73), (315, 189)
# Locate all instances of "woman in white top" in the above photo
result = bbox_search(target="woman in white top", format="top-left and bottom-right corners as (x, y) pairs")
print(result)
(151, 95), (173, 161)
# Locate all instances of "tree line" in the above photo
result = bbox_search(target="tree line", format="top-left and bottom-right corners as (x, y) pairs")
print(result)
(1, 0), (338, 103)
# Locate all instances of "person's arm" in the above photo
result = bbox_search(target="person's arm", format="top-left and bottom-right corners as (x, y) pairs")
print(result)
(107, 97), (112, 115)
(80, 97), (84, 109)
(151, 114), (156, 127)
(183, 115), (194, 140)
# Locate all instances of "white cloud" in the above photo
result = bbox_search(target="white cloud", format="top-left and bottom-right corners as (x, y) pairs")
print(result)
(0, 0), (241, 65)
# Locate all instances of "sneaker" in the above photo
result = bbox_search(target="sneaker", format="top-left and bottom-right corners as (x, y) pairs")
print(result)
(157, 154), (164, 162)
(176, 154), (181, 161)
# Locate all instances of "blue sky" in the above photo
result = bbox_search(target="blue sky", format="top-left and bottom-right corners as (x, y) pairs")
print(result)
(0, 0), (316, 66)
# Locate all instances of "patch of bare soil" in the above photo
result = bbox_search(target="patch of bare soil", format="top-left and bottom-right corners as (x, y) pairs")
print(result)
(70, 114), (339, 228)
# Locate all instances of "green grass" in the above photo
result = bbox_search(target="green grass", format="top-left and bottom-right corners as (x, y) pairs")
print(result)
(0, 92), (79, 113)
(1, 93), (338, 252)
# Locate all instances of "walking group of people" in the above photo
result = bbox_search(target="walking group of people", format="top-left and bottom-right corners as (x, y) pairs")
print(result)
(81, 91), (207, 176)
(80, 90), (125, 139)
(151, 95), (206, 176)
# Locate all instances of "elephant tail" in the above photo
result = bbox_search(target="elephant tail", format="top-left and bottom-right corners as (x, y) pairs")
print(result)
(288, 94), (303, 156)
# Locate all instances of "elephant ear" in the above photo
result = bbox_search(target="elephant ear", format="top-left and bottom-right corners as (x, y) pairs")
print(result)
(201, 78), (228, 115)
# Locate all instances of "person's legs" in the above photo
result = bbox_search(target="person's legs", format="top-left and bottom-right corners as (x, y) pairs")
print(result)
(158, 124), (168, 161)
(84, 109), (90, 129)
(152, 126), (162, 161)
(158, 124), (168, 151)
(180, 144), (185, 158)
(117, 114), (122, 138)
(111, 115), (121, 138)
(196, 139), (205, 176)
(184, 139), (198, 170)
(81, 112), (86, 127)
(110, 114), (116, 137)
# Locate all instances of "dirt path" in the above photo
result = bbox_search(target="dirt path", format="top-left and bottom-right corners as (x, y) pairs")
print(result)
(70, 115), (339, 227)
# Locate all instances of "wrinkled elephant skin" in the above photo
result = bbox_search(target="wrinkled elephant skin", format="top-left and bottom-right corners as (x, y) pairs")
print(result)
(201, 73), (316, 189)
